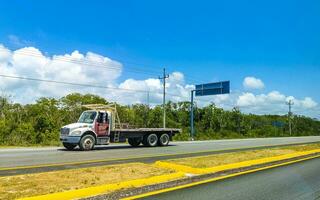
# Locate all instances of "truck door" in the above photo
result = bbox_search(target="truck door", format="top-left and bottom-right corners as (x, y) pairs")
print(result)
(95, 112), (109, 136)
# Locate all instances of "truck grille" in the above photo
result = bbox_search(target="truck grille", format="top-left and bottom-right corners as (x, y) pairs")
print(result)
(60, 128), (70, 136)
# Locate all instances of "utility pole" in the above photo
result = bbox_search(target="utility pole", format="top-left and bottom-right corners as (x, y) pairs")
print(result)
(286, 100), (294, 136)
(159, 68), (169, 128)
(146, 91), (150, 108)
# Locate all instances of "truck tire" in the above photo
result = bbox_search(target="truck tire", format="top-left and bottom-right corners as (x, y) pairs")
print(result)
(79, 135), (95, 151)
(158, 133), (170, 146)
(142, 134), (158, 147)
(63, 143), (77, 150)
(128, 138), (141, 147)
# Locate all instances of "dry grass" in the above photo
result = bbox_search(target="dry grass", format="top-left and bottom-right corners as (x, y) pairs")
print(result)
(0, 163), (174, 200)
(167, 143), (320, 168)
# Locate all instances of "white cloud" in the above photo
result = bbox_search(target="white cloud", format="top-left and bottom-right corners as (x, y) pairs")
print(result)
(0, 44), (12, 63)
(236, 91), (318, 116)
(243, 76), (265, 90)
(237, 93), (261, 107)
(301, 97), (318, 108)
(0, 44), (122, 102)
(237, 91), (285, 107)
(267, 91), (286, 102)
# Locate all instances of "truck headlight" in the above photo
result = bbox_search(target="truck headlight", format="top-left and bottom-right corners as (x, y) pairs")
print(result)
(71, 130), (82, 135)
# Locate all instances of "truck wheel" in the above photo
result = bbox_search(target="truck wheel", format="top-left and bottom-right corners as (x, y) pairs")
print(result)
(63, 143), (77, 150)
(79, 135), (95, 151)
(158, 133), (170, 146)
(128, 138), (141, 147)
(143, 134), (158, 147)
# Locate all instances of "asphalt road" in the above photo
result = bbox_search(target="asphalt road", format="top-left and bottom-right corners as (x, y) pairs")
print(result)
(1, 136), (320, 169)
(141, 157), (320, 200)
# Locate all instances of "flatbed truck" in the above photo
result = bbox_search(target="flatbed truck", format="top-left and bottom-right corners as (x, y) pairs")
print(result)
(60, 104), (181, 150)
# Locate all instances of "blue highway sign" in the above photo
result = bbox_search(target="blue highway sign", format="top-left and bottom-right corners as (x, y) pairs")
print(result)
(195, 81), (230, 96)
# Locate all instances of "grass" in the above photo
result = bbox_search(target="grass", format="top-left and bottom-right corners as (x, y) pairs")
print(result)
(166, 143), (320, 168)
(0, 163), (174, 200)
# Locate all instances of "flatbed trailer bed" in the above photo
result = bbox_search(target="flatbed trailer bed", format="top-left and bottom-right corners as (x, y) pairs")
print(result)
(109, 128), (181, 143)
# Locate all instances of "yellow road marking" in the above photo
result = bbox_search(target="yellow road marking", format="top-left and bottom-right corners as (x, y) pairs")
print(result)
(122, 154), (320, 200)
(1, 142), (315, 171)
(18, 172), (186, 200)
(154, 149), (320, 174)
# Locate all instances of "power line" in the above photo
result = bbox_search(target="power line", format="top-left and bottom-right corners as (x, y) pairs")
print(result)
(0, 73), (183, 98)
(1, 45), (163, 74)
(0, 74), (149, 94)
(0, 46), (211, 85)
(0, 73), (240, 110)
(165, 66), (212, 84)
(0, 47), (161, 76)
(0, 46), (229, 104)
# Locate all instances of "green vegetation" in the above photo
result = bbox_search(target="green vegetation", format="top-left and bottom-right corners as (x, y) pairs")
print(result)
(0, 93), (319, 146)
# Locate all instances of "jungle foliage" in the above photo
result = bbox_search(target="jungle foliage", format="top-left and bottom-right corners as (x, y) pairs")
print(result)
(0, 93), (319, 146)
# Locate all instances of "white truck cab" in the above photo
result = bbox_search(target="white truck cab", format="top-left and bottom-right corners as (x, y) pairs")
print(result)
(60, 109), (112, 150)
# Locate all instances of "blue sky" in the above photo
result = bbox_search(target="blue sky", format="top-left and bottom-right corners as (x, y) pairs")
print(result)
(0, 0), (319, 117)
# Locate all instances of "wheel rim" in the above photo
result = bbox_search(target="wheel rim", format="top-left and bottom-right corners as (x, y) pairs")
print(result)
(83, 138), (93, 150)
(160, 134), (169, 145)
(148, 135), (158, 146)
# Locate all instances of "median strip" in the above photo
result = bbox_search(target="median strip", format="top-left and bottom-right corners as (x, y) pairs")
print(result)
(155, 149), (320, 175)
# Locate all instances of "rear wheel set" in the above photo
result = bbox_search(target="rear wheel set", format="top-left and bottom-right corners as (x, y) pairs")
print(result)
(158, 133), (170, 146)
(142, 133), (170, 147)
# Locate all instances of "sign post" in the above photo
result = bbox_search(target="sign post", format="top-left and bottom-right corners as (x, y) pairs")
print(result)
(190, 81), (230, 140)
(190, 90), (195, 140)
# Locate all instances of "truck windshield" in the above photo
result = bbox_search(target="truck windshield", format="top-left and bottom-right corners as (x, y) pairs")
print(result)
(78, 111), (97, 123)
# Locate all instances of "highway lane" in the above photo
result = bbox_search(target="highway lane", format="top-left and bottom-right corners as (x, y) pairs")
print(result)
(1, 136), (320, 169)
(141, 157), (320, 200)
